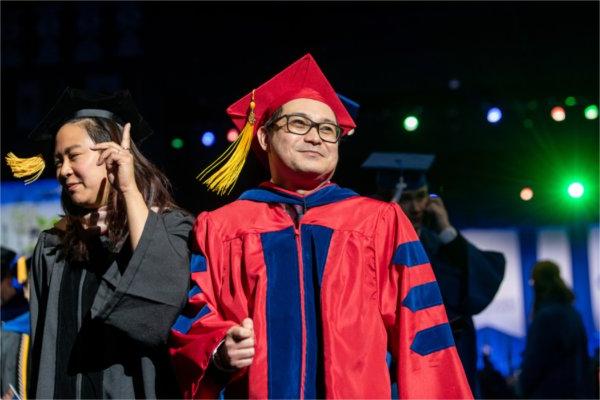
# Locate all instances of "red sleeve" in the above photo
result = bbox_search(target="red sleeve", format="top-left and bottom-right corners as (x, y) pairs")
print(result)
(376, 203), (473, 399)
(168, 212), (237, 399)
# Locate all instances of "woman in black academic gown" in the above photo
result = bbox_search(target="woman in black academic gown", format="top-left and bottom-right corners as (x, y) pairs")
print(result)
(7, 88), (192, 399)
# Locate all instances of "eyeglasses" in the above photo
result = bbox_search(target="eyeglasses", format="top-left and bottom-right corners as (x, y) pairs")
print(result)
(268, 114), (342, 143)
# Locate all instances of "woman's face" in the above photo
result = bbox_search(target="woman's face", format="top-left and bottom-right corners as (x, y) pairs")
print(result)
(54, 122), (110, 209)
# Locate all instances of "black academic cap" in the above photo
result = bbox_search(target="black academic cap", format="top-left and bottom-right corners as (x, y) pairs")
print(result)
(6, 87), (153, 184)
(361, 152), (435, 191)
(29, 87), (153, 142)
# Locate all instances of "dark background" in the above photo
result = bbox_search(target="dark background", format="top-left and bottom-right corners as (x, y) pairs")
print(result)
(2, 1), (598, 227)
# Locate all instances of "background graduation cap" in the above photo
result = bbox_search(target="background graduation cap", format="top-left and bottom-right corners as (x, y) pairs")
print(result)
(337, 93), (360, 136)
(6, 87), (153, 184)
(361, 152), (435, 198)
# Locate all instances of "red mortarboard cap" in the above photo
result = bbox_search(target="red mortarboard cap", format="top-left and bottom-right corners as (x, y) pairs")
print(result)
(226, 53), (356, 135)
(198, 53), (356, 195)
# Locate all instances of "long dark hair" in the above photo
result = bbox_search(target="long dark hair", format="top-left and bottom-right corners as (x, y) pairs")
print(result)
(60, 117), (178, 262)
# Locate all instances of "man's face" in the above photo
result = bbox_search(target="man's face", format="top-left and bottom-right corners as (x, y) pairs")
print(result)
(257, 98), (339, 190)
(397, 185), (429, 230)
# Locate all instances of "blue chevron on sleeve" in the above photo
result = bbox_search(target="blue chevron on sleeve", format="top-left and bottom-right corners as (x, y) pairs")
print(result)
(190, 253), (207, 272)
(410, 323), (455, 356)
(172, 305), (211, 334)
(402, 281), (443, 312)
(188, 283), (202, 298)
(393, 240), (429, 267)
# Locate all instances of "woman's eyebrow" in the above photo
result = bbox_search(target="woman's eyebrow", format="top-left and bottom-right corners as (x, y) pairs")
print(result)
(55, 144), (83, 157)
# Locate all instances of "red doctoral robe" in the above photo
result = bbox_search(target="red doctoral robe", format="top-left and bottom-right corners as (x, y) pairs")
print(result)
(169, 182), (472, 399)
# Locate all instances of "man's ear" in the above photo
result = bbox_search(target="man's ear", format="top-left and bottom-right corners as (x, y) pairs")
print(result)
(257, 126), (269, 152)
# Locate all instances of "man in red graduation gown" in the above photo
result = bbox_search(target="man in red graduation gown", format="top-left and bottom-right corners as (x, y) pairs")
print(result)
(169, 54), (473, 399)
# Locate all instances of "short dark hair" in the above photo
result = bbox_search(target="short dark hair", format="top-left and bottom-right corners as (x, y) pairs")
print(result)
(263, 107), (284, 133)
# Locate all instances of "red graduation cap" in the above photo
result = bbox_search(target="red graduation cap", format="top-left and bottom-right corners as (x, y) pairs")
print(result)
(198, 53), (356, 195)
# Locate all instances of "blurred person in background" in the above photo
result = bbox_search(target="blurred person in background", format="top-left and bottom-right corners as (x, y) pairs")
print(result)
(518, 260), (594, 399)
(1, 249), (30, 400)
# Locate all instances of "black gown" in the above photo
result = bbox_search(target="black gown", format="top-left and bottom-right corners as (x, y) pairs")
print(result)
(519, 300), (594, 399)
(419, 227), (506, 395)
(29, 209), (192, 399)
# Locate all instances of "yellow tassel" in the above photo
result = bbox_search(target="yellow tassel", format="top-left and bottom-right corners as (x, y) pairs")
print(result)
(19, 334), (29, 400)
(16, 256), (27, 284)
(5, 152), (46, 184)
(197, 90), (256, 196)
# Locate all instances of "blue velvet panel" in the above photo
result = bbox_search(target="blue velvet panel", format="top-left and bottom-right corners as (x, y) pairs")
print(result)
(393, 240), (430, 267)
(261, 227), (302, 399)
(410, 323), (455, 356)
(301, 224), (334, 398)
(190, 253), (207, 273)
(402, 281), (443, 312)
(172, 305), (211, 334)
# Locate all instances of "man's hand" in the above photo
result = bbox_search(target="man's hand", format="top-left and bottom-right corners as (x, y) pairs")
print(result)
(426, 195), (452, 232)
(215, 318), (255, 370)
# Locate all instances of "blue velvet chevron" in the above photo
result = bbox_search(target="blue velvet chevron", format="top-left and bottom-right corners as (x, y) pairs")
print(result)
(402, 281), (443, 312)
(411, 323), (455, 356)
(393, 240), (429, 267)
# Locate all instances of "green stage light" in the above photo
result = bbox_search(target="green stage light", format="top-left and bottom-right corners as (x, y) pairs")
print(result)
(403, 116), (419, 131)
(567, 182), (584, 198)
(564, 96), (577, 107)
(170, 137), (184, 149)
(584, 105), (598, 120)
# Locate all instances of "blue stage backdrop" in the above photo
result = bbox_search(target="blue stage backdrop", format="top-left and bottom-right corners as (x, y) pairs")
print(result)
(1, 179), (62, 255)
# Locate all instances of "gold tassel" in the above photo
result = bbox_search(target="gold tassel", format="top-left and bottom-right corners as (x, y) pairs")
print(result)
(5, 152), (46, 184)
(18, 334), (30, 400)
(197, 90), (256, 195)
(16, 256), (27, 284)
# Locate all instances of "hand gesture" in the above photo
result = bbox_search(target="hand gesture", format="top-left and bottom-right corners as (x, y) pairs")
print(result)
(426, 195), (452, 232)
(91, 123), (138, 194)
(215, 318), (255, 370)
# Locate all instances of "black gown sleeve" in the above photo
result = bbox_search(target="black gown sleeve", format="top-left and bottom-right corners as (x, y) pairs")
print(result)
(90, 209), (193, 347)
(439, 233), (506, 316)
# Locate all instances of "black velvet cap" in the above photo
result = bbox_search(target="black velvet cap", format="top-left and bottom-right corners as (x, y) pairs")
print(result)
(29, 87), (153, 142)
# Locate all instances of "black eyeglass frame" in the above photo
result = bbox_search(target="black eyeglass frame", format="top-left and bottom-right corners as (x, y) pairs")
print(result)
(267, 114), (342, 143)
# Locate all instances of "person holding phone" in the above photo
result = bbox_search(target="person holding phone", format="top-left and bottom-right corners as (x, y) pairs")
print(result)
(363, 152), (506, 396)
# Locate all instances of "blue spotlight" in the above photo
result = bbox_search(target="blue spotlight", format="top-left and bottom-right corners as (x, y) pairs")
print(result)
(486, 107), (502, 124)
(201, 131), (215, 147)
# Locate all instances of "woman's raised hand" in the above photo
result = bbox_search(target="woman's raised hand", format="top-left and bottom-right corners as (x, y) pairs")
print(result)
(91, 123), (138, 194)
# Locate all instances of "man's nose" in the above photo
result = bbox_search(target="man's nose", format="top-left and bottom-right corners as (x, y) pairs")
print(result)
(304, 126), (322, 144)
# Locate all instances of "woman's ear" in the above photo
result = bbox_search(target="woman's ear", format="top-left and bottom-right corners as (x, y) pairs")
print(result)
(256, 126), (269, 152)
